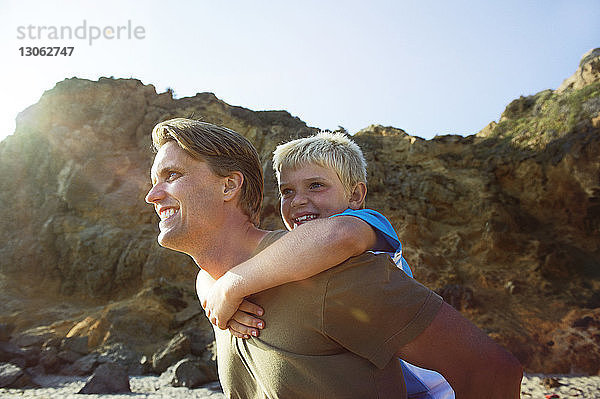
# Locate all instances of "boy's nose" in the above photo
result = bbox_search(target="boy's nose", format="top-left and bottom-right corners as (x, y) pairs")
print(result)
(290, 193), (308, 207)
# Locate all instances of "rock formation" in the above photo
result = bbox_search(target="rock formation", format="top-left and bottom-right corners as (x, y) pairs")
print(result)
(558, 48), (600, 93)
(0, 48), (598, 377)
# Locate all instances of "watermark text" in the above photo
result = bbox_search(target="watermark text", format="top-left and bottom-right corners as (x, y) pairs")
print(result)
(16, 20), (145, 46)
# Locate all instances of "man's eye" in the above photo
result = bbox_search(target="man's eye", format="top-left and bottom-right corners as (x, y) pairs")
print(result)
(166, 171), (180, 181)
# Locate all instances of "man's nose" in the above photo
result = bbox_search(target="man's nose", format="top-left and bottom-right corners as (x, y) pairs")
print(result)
(145, 183), (165, 204)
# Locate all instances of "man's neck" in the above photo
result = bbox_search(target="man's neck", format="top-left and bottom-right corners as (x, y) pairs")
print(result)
(190, 221), (270, 279)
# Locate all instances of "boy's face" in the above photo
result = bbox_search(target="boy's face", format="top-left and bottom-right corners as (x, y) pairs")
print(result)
(278, 163), (350, 230)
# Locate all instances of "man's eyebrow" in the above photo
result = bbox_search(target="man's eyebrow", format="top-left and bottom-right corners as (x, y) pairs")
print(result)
(151, 163), (185, 181)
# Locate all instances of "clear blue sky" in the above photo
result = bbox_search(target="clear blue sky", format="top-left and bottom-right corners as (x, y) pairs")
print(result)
(1, 0), (598, 142)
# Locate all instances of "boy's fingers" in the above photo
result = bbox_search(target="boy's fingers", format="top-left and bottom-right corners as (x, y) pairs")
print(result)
(206, 311), (227, 330)
(228, 320), (258, 338)
(239, 300), (264, 317)
(231, 310), (265, 330)
(210, 316), (227, 330)
(228, 325), (250, 339)
(217, 318), (229, 330)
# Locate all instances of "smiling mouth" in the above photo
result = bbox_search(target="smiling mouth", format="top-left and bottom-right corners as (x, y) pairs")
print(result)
(293, 214), (318, 225)
(159, 208), (179, 221)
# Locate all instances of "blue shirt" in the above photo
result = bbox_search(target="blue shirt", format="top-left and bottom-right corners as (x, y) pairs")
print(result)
(330, 209), (413, 278)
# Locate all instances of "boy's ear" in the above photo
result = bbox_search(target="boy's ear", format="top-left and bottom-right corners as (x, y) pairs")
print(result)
(348, 182), (367, 210)
(223, 171), (244, 202)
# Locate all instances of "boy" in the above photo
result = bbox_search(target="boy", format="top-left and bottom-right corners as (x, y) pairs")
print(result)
(199, 131), (453, 398)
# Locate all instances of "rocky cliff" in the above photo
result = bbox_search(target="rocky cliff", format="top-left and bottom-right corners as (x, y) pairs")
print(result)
(1, 49), (599, 376)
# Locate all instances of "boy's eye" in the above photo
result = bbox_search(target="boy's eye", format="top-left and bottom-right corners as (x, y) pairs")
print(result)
(280, 188), (293, 197)
(309, 182), (324, 190)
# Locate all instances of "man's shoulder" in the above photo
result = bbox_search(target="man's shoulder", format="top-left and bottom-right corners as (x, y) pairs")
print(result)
(343, 250), (396, 269)
(337, 250), (390, 267)
(320, 251), (400, 286)
(262, 229), (288, 245)
(252, 230), (287, 255)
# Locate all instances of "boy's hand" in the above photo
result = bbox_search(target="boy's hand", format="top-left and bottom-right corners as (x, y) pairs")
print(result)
(202, 272), (244, 328)
(202, 273), (264, 330)
(227, 300), (265, 339)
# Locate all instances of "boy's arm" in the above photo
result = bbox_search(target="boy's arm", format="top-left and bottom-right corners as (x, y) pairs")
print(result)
(195, 269), (215, 306)
(204, 216), (377, 329)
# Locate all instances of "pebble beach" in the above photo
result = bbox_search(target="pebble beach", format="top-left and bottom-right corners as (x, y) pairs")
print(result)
(520, 374), (600, 398)
(0, 373), (599, 398)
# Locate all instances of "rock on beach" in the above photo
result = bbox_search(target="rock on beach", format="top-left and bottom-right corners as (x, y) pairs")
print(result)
(0, 374), (225, 398)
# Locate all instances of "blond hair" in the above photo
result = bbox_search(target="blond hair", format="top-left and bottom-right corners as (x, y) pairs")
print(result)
(272, 131), (367, 197)
(152, 118), (263, 226)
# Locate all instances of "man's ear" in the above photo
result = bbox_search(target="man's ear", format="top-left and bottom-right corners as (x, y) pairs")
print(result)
(223, 171), (244, 202)
(348, 182), (367, 210)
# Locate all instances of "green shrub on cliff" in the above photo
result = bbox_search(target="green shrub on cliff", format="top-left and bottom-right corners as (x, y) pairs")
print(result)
(485, 81), (600, 149)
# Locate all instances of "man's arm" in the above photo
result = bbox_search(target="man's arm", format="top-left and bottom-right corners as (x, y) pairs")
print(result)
(204, 216), (378, 329)
(396, 302), (523, 399)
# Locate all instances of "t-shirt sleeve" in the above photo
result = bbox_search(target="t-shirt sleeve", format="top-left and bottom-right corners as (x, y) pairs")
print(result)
(322, 254), (442, 369)
(330, 208), (400, 253)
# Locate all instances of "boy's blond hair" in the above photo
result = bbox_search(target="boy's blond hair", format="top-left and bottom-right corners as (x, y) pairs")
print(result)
(272, 132), (367, 198)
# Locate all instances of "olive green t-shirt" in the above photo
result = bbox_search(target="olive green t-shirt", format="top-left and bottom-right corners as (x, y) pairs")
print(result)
(215, 230), (443, 399)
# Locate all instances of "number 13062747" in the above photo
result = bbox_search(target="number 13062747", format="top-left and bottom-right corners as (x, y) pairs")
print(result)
(19, 47), (74, 56)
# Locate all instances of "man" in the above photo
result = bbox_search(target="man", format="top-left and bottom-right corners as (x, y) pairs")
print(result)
(145, 118), (522, 398)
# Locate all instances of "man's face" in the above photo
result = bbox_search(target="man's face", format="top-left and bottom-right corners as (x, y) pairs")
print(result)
(145, 141), (224, 253)
(278, 163), (350, 230)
